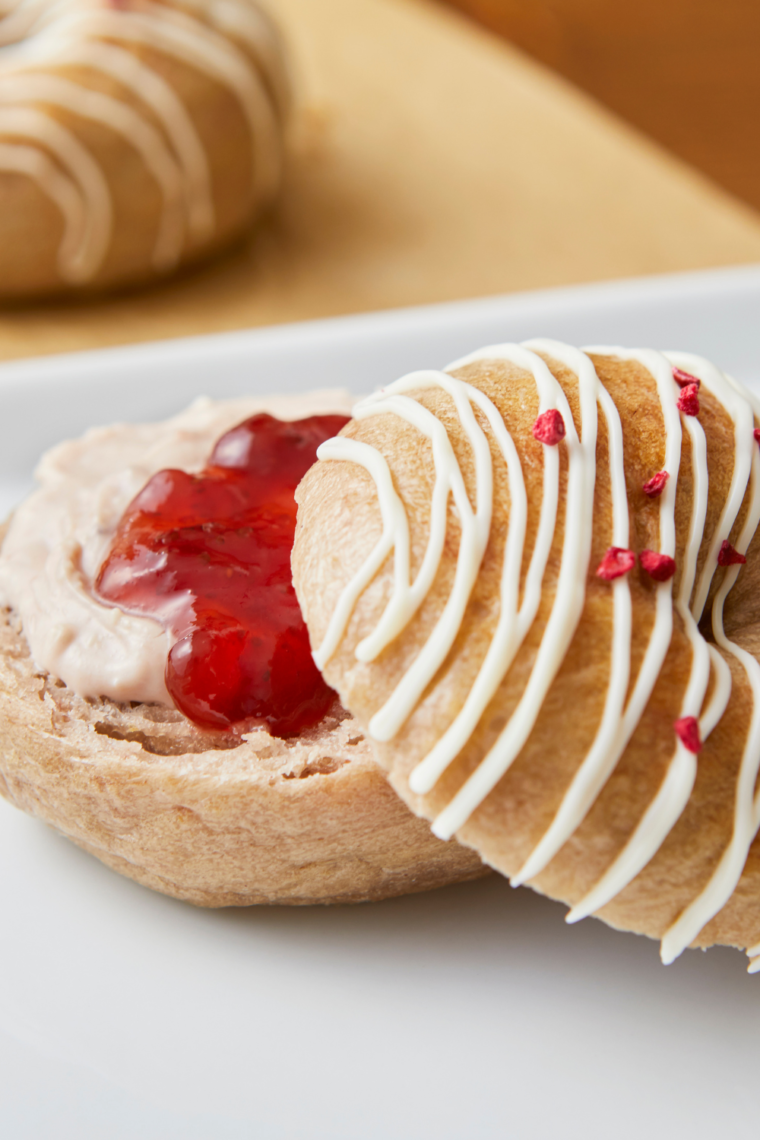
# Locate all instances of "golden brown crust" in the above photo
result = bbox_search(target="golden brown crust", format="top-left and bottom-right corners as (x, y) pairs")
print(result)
(293, 353), (760, 951)
(0, 0), (288, 297)
(0, 597), (485, 906)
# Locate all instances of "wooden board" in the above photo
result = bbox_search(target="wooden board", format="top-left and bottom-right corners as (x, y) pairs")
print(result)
(2, 0), (760, 361)
(442, 0), (760, 214)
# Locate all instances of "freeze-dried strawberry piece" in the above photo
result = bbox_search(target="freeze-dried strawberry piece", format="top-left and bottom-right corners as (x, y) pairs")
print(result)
(674, 716), (702, 754)
(717, 540), (746, 567)
(677, 383), (700, 417)
(596, 547), (636, 581)
(639, 549), (677, 581)
(532, 409), (566, 445)
(642, 470), (669, 498)
(672, 367), (700, 389)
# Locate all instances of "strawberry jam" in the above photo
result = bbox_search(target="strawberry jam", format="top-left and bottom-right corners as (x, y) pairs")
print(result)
(96, 412), (349, 736)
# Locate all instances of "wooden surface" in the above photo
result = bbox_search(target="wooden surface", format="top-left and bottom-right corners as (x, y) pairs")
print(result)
(443, 0), (760, 213)
(3, 0), (760, 362)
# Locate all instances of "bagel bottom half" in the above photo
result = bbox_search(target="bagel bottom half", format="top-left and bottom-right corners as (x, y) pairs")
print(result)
(0, 591), (485, 907)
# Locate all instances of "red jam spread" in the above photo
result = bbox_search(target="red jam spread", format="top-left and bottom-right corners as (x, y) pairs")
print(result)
(96, 412), (350, 736)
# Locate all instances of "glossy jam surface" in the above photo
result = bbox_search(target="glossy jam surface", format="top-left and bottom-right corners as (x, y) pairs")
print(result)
(96, 413), (350, 736)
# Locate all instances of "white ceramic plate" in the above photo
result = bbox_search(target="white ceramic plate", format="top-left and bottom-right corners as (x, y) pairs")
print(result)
(2, 266), (760, 1140)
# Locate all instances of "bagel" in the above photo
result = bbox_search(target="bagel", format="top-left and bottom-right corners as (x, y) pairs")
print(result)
(0, 0), (289, 296)
(292, 342), (760, 970)
(0, 392), (485, 905)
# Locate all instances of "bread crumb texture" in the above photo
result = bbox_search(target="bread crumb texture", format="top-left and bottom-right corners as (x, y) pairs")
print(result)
(0, 606), (485, 906)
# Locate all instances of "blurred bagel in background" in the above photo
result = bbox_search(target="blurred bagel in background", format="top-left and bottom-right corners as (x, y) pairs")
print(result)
(0, 0), (290, 297)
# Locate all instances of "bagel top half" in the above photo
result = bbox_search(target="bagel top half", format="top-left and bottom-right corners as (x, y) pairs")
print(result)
(292, 342), (760, 969)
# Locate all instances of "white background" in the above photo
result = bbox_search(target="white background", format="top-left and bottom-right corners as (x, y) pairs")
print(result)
(2, 265), (760, 1138)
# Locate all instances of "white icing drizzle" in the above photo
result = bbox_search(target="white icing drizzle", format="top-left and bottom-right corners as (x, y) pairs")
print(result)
(0, 0), (284, 281)
(565, 347), (707, 927)
(44, 37), (215, 240)
(318, 372), (494, 742)
(0, 72), (185, 268)
(0, 104), (110, 280)
(657, 353), (760, 964)
(180, 0), (291, 119)
(426, 346), (591, 841)
(314, 342), (760, 963)
(45, 2), (281, 197)
(510, 341), (632, 887)
(0, 139), (86, 275)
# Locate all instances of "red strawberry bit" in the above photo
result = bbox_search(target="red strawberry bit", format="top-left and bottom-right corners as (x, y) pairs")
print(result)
(532, 409), (566, 445)
(642, 470), (669, 498)
(639, 549), (677, 581)
(676, 383), (700, 417)
(596, 546), (636, 580)
(754, 427), (760, 445)
(672, 367), (700, 390)
(717, 539), (746, 567)
(674, 716), (702, 754)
